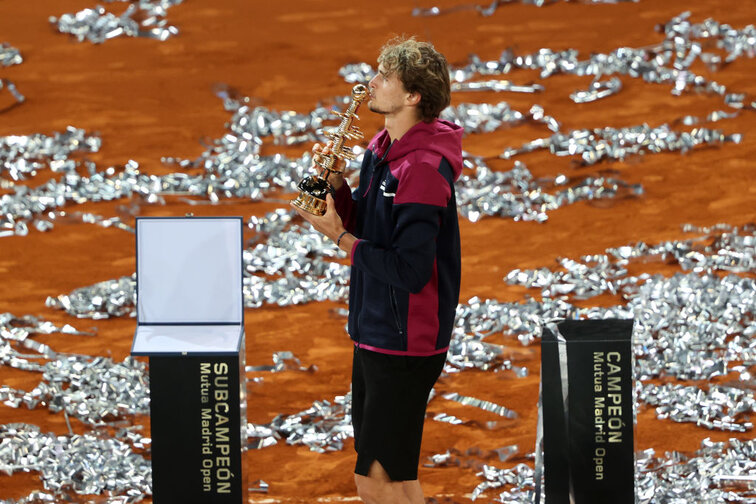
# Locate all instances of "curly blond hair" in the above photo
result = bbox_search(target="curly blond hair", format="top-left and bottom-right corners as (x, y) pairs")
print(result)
(378, 36), (451, 122)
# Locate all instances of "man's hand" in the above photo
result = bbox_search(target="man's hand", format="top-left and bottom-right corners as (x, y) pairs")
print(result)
(313, 141), (344, 191)
(292, 193), (345, 243)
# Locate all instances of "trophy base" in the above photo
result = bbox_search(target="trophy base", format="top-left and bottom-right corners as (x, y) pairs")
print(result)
(292, 176), (331, 216)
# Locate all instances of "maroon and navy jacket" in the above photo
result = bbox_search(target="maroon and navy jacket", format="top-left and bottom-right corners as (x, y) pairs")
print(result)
(333, 118), (463, 356)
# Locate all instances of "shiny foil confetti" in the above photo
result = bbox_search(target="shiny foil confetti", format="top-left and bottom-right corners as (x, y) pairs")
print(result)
(247, 392), (353, 453)
(50, 0), (182, 44)
(0, 127), (101, 181)
(0, 43), (23, 67)
(570, 77), (623, 103)
(441, 102), (561, 134)
(0, 314), (150, 425)
(424, 445), (519, 468)
(461, 439), (756, 502)
(413, 0), (639, 17)
(416, 12), (755, 110)
(442, 392), (518, 419)
(245, 351), (317, 373)
(0, 423), (151, 503)
(496, 123), (741, 165)
(46, 275), (137, 319)
(451, 80), (544, 93)
(639, 383), (755, 432)
(456, 158), (642, 223)
(0, 78), (25, 111)
(0, 44), (23, 111)
(503, 225), (755, 383)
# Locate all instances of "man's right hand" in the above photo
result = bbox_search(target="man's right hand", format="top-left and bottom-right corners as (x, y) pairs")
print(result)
(313, 141), (344, 191)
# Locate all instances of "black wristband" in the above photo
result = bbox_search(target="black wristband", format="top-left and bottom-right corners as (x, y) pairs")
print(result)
(336, 230), (349, 247)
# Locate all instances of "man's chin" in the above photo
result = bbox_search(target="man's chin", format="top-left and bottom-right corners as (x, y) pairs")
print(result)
(368, 101), (387, 115)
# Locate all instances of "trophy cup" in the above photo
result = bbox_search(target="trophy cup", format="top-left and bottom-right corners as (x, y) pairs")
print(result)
(292, 84), (368, 215)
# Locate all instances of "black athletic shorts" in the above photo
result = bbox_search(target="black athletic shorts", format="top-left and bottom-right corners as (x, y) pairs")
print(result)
(351, 345), (447, 481)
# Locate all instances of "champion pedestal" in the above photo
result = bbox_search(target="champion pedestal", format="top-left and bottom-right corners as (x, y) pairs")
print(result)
(540, 319), (635, 504)
(130, 217), (247, 504)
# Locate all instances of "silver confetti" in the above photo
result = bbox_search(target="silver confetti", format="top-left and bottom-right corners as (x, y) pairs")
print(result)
(248, 392), (353, 453)
(245, 351), (317, 373)
(0, 423), (151, 502)
(0, 43), (23, 67)
(639, 383), (754, 432)
(0, 78), (25, 111)
(50, 0), (182, 44)
(570, 77), (623, 103)
(456, 158), (642, 223)
(413, 0), (639, 17)
(451, 80), (544, 93)
(442, 392), (518, 419)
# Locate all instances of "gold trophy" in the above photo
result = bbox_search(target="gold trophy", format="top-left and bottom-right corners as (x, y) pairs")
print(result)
(292, 84), (368, 215)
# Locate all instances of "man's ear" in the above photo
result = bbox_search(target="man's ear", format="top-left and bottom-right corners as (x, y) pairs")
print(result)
(406, 92), (421, 107)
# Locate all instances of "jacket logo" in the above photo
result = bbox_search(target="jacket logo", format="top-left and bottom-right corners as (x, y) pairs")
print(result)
(379, 178), (395, 197)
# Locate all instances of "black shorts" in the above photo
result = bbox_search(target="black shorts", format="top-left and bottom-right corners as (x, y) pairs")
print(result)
(351, 346), (446, 481)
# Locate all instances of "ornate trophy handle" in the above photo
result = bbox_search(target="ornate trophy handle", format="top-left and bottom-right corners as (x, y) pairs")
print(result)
(292, 84), (368, 215)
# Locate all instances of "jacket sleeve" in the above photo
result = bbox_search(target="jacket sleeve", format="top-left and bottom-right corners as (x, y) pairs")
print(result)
(333, 181), (357, 234)
(351, 157), (451, 294)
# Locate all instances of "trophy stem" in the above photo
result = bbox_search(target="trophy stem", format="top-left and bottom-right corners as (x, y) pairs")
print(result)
(292, 83), (368, 216)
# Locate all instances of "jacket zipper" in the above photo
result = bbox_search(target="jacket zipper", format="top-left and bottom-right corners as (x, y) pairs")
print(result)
(389, 286), (406, 350)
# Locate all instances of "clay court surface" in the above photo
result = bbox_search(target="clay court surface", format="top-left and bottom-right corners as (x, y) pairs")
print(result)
(0, 0), (754, 502)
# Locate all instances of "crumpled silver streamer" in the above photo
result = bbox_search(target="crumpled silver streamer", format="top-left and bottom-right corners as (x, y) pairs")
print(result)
(338, 62), (375, 84)
(0, 312), (93, 370)
(413, 0), (638, 17)
(441, 102), (561, 134)
(496, 123), (741, 165)
(659, 11), (756, 71)
(244, 209), (350, 307)
(447, 223), (754, 426)
(639, 383), (755, 432)
(504, 225), (755, 382)
(678, 109), (740, 125)
(456, 159), (642, 223)
(250, 479), (269, 493)
(0, 43), (23, 67)
(245, 351), (317, 373)
(507, 223), (755, 298)
(445, 335), (522, 375)
(247, 392), (352, 453)
(431, 412), (504, 431)
(0, 127), (101, 181)
(466, 438), (756, 502)
(0, 44), (24, 110)
(0, 79), (25, 111)
(41, 210), (135, 234)
(46, 275), (136, 319)
(442, 392), (518, 419)
(451, 80), (544, 93)
(0, 423), (151, 503)
(570, 77), (622, 103)
(434, 12), (756, 110)
(50, 0), (182, 44)
(0, 313), (150, 425)
(0, 355), (150, 426)
(424, 445), (519, 468)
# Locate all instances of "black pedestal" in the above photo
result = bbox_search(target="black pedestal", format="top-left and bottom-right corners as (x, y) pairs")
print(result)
(148, 351), (247, 503)
(541, 319), (635, 504)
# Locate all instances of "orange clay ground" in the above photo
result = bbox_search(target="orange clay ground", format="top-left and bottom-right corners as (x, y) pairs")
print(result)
(0, 0), (754, 502)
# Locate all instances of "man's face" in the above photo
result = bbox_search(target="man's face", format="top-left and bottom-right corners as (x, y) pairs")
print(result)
(367, 64), (410, 116)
